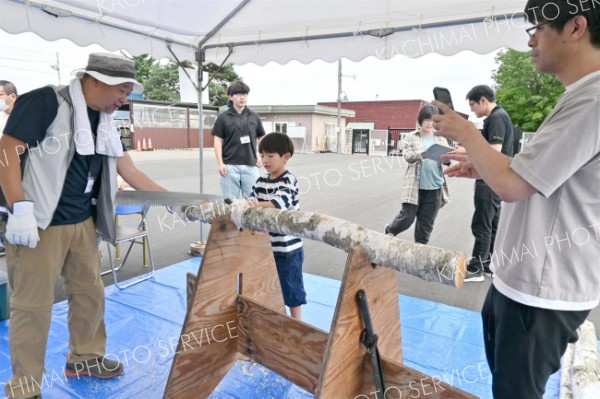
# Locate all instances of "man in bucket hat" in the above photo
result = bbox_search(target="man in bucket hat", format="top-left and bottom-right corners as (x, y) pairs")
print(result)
(0, 53), (165, 399)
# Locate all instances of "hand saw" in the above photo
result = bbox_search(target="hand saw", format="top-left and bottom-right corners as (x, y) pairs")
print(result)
(115, 190), (227, 208)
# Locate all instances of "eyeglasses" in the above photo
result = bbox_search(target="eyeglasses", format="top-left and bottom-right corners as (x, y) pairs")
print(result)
(526, 21), (549, 39)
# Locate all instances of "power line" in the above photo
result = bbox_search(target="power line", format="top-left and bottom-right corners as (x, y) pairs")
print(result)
(0, 54), (81, 76)
(0, 64), (54, 74)
(0, 55), (53, 63)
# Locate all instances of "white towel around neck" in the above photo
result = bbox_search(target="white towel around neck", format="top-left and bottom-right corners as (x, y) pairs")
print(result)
(68, 78), (124, 157)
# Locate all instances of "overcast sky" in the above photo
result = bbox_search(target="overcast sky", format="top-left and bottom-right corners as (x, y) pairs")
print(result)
(1, 28), (503, 115)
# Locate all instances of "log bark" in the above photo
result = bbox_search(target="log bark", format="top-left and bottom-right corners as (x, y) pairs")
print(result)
(571, 321), (600, 398)
(182, 200), (466, 287)
(560, 320), (600, 399)
(560, 342), (575, 399)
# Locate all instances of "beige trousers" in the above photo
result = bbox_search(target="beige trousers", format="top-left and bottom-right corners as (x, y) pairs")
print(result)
(4, 218), (106, 399)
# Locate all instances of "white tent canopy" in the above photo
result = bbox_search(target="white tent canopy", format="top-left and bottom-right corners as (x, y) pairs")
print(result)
(1, 0), (531, 66)
(0, 0), (533, 223)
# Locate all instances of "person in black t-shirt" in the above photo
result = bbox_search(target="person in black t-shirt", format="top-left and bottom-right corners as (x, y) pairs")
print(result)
(462, 85), (514, 282)
(212, 82), (266, 199)
(0, 53), (166, 399)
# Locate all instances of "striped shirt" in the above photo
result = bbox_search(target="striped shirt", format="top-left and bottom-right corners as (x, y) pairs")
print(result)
(250, 171), (303, 252)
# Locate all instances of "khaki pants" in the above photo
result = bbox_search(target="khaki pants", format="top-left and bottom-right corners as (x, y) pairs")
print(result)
(4, 218), (106, 399)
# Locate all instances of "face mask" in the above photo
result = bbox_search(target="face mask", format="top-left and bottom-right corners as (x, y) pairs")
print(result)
(0, 98), (9, 112)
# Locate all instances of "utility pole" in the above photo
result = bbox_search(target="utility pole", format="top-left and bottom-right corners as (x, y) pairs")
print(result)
(50, 52), (61, 85)
(335, 59), (355, 154)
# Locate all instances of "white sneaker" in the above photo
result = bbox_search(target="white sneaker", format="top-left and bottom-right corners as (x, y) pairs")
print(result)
(464, 269), (484, 282)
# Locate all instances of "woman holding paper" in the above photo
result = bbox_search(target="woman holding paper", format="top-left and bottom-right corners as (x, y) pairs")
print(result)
(384, 104), (451, 244)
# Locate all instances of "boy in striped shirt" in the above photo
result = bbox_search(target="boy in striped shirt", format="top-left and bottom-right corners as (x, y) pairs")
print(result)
(248, 133), (306, 320)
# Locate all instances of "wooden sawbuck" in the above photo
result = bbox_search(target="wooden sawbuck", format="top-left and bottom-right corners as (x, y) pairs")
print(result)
(162, 201), (477, 399)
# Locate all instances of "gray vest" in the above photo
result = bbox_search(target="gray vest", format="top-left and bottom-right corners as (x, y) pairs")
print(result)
(20, 86), (118, 243)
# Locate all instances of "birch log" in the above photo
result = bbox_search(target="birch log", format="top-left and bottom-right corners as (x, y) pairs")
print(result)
(559, 320), (600, 399)
(560, 342), (575, 399)
(182, 200), (466, 287)
(571, 321), (600, 398)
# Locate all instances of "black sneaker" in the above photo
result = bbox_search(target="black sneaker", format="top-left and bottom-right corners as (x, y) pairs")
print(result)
(483, 265), (494, 277)
(64, 357), (124, 379)
(464, 268), (484, 282)
(384, 224), (395, 236)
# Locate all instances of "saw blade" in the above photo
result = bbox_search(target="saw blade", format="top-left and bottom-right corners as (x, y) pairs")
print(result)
(115, 190), (225, 207)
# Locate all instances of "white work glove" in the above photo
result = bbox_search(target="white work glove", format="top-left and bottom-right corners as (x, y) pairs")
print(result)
(7, 201), (39, 248)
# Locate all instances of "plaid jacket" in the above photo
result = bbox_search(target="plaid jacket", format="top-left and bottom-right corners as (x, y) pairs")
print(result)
(400, 131), (450, 206)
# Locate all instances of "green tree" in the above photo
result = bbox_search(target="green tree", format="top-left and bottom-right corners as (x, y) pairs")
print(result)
(129, 54), (241, 104)
(143, 61), (181, 102)
(129, 54), (183, 101)
(131, 54), (153, 84)
(492, 49), (564, 132)
(203, 63), (242, 106)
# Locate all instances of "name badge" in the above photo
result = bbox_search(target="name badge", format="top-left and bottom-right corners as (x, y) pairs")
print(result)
(240, 136), (251, 144)
(85, 176), (95, 194)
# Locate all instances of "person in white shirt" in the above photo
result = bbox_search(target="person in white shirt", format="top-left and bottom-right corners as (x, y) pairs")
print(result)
(0, 80), (17, 135)
(0, 80), (17, 256)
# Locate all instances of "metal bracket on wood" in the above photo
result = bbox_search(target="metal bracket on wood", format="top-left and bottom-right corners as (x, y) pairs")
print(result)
(357, 289), (386, 399)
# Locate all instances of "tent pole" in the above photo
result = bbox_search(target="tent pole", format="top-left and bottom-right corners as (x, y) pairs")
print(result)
(165, 43), (207, 250)
(189, 0), (252, 253)
(197, 50), (205, 243)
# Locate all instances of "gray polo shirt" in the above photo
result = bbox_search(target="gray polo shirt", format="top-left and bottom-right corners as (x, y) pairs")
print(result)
(491, 70), (600, 311)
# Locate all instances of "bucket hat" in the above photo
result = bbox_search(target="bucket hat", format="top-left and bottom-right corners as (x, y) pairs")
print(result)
(76, 52), (143, 94)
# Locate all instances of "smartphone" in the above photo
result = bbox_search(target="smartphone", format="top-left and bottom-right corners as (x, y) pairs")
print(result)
(433, 87), (454, 114)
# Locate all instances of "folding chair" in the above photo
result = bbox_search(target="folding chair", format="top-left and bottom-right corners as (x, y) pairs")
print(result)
(101, 204), (155, 289)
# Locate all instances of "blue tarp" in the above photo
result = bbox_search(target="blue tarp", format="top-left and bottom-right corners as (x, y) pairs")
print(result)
(0, 258), (564, 398)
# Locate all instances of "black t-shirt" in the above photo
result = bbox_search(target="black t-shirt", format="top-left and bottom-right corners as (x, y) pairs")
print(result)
(482, 106), (514, 157)
(211, 107), (266, 166)
(5, 86), (104, 226)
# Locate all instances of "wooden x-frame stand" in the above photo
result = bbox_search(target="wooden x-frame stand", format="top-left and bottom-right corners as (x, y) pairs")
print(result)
(164, 216), (476, 399)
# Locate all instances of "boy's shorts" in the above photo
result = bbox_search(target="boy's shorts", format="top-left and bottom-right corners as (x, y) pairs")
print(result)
(273, 247), (307, 308)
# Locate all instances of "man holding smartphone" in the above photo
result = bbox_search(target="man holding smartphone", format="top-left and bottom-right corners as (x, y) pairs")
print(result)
(433, 1), (600, 398)
(463, 85), (514, 282)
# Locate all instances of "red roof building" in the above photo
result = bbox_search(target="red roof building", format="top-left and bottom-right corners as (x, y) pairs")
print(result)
(317, 99), (428, 155)
(317, 100), (427, 130)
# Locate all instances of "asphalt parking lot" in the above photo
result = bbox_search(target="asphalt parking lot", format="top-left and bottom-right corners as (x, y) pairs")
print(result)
(2, 149), (599, 334)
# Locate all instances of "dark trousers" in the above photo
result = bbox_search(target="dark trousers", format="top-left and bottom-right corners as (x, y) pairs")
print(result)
(482, 285), (590, 399)
(468, 180), (501, 271)
(387, 188), (442, 244)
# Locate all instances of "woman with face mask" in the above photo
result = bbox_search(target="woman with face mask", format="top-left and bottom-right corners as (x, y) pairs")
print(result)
(0, 80), (18, 137)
